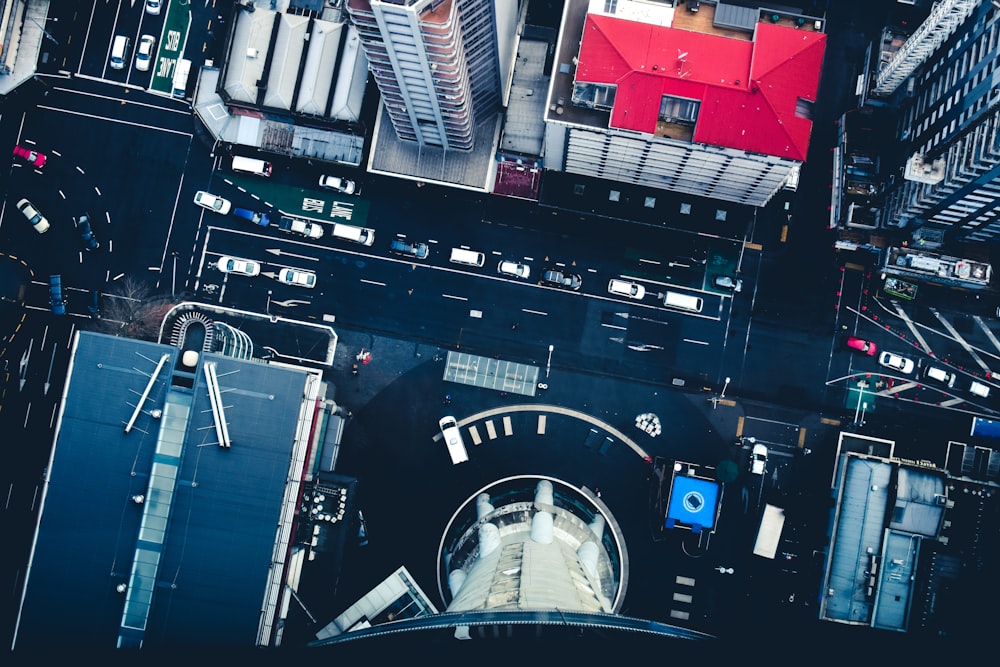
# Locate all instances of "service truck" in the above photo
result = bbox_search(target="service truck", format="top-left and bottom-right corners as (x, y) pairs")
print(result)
(278, 215), (324, 239)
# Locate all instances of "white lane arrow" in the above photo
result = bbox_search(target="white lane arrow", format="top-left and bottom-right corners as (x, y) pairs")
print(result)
(265, 248), (320, 262)
(44, 347), (57, 395)
(19, 340), (32, 391)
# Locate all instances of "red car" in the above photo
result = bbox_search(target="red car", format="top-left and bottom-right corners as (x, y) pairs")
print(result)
(846, 336), (877, 356)
(12, 145), (47, 168)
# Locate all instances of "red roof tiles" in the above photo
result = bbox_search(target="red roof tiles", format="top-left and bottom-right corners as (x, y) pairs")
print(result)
(575, 14), (826, 161)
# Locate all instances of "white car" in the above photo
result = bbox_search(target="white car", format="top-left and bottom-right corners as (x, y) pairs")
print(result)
(145, 0), (162, 15)
(16, 198), (50, 233)
(608, 278), (645, 300)
(749, 443), (768, 475)
(217, 255), (260, 277)
(193, 190), (232, 215)
(134, 35), (155, 72)
(498, 260), (531, 280)
(878, 351), (915, 374)
(318, 175), (357, 195)
(277, 267), (316, 288)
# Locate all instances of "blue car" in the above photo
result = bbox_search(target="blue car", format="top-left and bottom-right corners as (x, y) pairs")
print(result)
(77, 214), (99, 251)
(232, 207), (270, 227)
(49, 275), (66, 316)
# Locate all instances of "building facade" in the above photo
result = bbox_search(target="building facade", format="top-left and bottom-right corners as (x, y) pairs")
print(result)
(347, 0), (521, 151)
(543, 0), (826, 207)
(878, 0), (1000, 243)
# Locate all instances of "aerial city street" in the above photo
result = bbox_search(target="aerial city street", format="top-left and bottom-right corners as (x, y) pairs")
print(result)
(1, 0), (998, 655)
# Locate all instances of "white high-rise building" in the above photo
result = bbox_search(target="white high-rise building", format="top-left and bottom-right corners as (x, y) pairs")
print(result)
(347, 0), (521, 151)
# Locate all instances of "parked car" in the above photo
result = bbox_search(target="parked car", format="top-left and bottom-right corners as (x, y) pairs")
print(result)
(608, 278), (645, 300)
(134, 34), (155, 72)
(749, 443), (768, 475)
(878, 351), (915, 374)
(714, 275), (743, 293)
(276, 267), (316, 288)
(540, 269), (582, 290)
(16, 198), (50, 233)
(12, 145), (47, 168)
(845, 336), (877, 356)
(389, 238), (430, 260)
(76, 214), (99, 251)
(145, 0), (162, 15)
(49, 275), (66, 316)
(217, 255), (261, 277)
(232, 207), (270, 227)
(498, 260), (531, 280)
(923, 366), (956, 388)
(193, 190), (232, 215)
(318, 175), (356, 195)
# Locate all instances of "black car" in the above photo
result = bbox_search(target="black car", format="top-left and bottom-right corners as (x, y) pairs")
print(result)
(77, 214), (99, 251)
(87, 290), (102, 320)
(540, 269), (582, 290)
(389, 238), (430, 260)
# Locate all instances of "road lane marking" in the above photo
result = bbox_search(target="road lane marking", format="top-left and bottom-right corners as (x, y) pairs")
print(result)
(485, 420), (497, 439)
(38, 105), (194, 137)
(930, 308), (992, 373)
(360, 279), (385, 287)
(442, 294), (468, 301)
(891, 302), (932, 354)
(468, 425), (482, 445)
(522, 308), (547, 316)
(683, 338), (709, 345)
(503, 416), (512, 436)
(974, 315), (1000, 356)
(537, 415), (546, 434)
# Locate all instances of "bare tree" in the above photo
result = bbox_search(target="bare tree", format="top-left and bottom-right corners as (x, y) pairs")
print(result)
(94, 276), (175, 341)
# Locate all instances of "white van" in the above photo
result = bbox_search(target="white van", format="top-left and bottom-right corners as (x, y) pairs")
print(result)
(231, 155), (272, 177)
(449, 247), (485, 267)
(331, 223), (374, 246)
(438, 416), (469, 465)
(970, 380), (991, 399)
(110, 36), (130, 70)
(172, 58), (192, 98)
(664, 291), (704, 313)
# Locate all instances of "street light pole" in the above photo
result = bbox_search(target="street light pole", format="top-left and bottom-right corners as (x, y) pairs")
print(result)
(545, 344), (554, 378)
(266, 290), (272, 316)
(720, 376), (731, 399)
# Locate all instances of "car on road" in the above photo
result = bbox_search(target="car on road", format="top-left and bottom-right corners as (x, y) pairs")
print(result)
(923, 366), (956, 388)
(145, 0), (162, 15)
(16, 198), (49, 233)
(845, 336), (877, 356)
(276, 267), (316, 288)
(49, 275), (66, 316)
(232, 207), (270, 227)
(134, 35), (155, 72)
(749, 443), (768, 475)
(12, 145), (47, 168)
(389, 238), (430, 260)
(879, 351), (915, 374)
(498, 260), (531, 280)
(76, 213), (99, 251)
(540, 269), (582, 290)
(438, 416), (469, 465)
(318, 174), (357, 195)
(608, 278), (645, 300)
(970, 380), (992, 399)
(714, 275), (743, 293)
(217, 255), (261, 277)
(193, 190), (232, 215)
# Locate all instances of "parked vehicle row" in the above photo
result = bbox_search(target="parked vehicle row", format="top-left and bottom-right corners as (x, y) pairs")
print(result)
(844, 338), (992, 400)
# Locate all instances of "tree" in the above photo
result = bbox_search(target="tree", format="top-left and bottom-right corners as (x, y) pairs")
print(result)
(94, 276), (174, 341)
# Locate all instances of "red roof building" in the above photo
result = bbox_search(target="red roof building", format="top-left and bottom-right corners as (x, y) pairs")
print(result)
(544, 0), (828, 207)
(575, 15), (825, 161)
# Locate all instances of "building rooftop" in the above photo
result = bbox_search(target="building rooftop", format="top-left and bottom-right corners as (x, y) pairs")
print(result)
(14, 332), (323, 648)
(573, 13), (826, 161)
